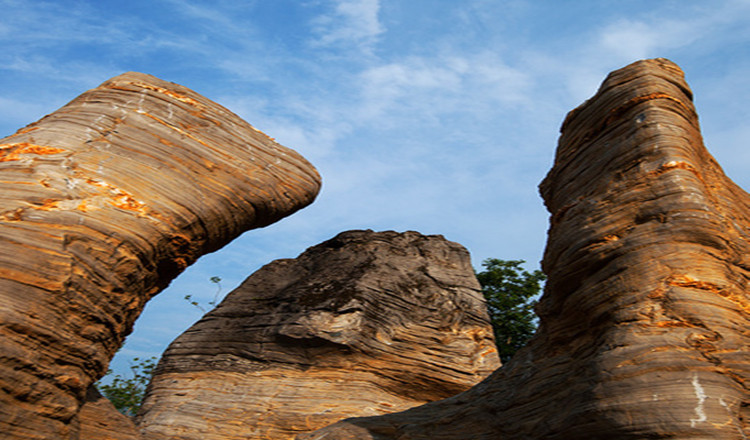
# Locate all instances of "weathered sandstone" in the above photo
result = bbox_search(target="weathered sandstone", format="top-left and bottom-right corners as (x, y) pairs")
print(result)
(137, 230), (499, 440)
(0, 73), (321, 439)
(302, 59), (750, 439)
(77, 386), (140, 440)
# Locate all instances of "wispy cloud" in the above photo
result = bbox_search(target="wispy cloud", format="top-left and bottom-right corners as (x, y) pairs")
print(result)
(505, 1), (750, 109)
(310, 0), (384, 53)
(356, 52), (531, 123)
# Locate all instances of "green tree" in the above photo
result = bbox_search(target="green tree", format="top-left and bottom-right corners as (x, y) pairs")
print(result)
(96, 356), (157, 416)
(476, 259), (545, 363)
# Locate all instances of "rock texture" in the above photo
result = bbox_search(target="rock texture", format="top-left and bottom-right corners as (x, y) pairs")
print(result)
(0, 73), (320, 439)
(137, 230), (499, 440)
(301, 59), (750, 439)
(77, 386), (141, 440)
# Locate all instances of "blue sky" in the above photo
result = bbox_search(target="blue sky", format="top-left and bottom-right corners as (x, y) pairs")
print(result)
(2, 0), (749, 377)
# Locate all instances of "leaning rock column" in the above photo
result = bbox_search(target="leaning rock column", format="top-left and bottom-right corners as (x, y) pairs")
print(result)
(0, 73), (321, 440)
(137, 230), (499, 440)
(303, 59), (749, 439)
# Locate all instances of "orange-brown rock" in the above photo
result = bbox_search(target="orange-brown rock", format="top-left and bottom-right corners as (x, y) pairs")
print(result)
(0, 73), (321, 440)
(137, 230), (499, 440)
(301, 59), (750, 439)
(77, 386), (140, 440)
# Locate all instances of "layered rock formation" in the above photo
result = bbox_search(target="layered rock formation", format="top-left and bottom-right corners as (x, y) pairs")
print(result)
(77, 386), (140, 440)
(302, 59), (750, 439)
(0, 73), (321, 439)
(137, 230), (499, 440)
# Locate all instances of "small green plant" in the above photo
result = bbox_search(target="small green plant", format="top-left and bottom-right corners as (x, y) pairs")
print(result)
(96, 356), (157, 416)
(184, 276), (223, 312)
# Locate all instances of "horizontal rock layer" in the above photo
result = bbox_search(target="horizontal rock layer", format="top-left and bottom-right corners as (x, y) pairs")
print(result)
(0, 72), (321, 439)
(137, 230), (499, 440)
(302, 59), (750, 439)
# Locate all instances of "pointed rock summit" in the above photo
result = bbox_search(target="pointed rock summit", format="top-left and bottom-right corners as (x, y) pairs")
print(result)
(0, 72), (320, 439)
(137, 230), (500, 440)
(302, 59), (750, 439)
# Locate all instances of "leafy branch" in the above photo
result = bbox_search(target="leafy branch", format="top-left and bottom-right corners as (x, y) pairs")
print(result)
(96, 356), (157, 416)
(184, 276), (223, 312)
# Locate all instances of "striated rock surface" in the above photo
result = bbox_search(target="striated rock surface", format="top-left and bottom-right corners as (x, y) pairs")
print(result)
(137, 230), (499, 440)
(77, 386), (141, 440)
(0, 73), (321, 439)
(302, 59), (750, 439)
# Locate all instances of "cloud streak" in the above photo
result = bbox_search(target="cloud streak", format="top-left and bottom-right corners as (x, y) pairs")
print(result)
(310, 0), (384, 53)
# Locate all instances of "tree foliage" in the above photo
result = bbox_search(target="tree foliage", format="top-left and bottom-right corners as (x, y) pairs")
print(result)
(96, 356), (157, 417)
(476, 258), (545, 363)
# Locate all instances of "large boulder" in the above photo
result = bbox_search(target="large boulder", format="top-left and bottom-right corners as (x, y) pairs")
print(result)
(0, 73), (321, 439)
(302, 59), (750, 439)
(137, 230), (500, 440)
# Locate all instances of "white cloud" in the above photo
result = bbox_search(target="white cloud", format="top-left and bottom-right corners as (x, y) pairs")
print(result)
(163, 0), (261, 42)
(516, 1), (750, 108)
(357, 60), (461, 119)
(598, 20), (660, 61)
(310, 0), (384, 52)
(0, 1), (135, 49)
(595, 2), (749, 65)
(215, 91), (352, 162)
(597, 17), (702, 62)
(356, 52), (532, 124)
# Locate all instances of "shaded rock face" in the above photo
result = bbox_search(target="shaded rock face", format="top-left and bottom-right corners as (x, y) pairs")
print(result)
(77, 386), (140, 440)
(137, 230), (499, 440)
(302, 59), (750, 439)
(0, 73), (321, 439)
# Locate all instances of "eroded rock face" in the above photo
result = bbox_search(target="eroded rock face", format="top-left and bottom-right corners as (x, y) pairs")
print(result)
(0, 73), (321, 439)
(77, 386), (141, 440)
(302, 59), (750, 439)
(137, 230), (499, 440)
